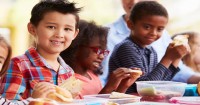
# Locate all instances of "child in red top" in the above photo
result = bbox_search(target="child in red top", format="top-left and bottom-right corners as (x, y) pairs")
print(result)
(60, 20), (140, 96)
(0, 0), (80, 100)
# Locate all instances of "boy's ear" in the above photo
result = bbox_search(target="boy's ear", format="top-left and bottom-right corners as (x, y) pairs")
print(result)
(73, 29), (79, 40)
(127, 20), (134, 30)
(27, 22), (36, 36)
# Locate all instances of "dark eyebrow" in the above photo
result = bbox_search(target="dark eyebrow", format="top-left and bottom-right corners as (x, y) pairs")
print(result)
(0, 56), (5, 60)
(46, 22), (74, 28)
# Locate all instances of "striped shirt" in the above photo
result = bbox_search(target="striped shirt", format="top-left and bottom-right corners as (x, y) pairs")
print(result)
(109, 37), (180, 93)
(0, 96), (30, 105)
(0, 47), (74, 100)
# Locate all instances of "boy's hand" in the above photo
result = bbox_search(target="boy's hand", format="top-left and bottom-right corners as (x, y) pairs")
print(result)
(165, 43), (190, 61)
(32, 82), (56, 99)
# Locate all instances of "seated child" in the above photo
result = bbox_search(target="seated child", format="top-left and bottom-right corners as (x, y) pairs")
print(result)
(0, 0), (80, 100)
(109, 1), (190, 93)
(0, 35), (53, 104)
(60, 20), (141, 96)
(172, 32), (200, 72)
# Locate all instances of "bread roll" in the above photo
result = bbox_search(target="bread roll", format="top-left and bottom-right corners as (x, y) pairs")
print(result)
(47, 86), (73, 103)
(28, 98), (56, 105)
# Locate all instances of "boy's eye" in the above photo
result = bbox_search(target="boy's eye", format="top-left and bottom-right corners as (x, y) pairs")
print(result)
(143, 25), (150, 30)
(157, 28), (164, 32)
(47, 26), (56, 29)
(64, 28), (72, 31)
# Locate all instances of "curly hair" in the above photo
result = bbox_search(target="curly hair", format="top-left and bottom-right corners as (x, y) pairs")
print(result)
(60, 20), (108, 75)
(0, 35), (12, 77)
(130, 1), (168, 23)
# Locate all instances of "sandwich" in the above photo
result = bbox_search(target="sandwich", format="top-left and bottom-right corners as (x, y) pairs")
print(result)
(109, 92), (138, 99)
(128, 68), (142, 78)
(172, 34), (189, 46)
(59, 76), (83, 98)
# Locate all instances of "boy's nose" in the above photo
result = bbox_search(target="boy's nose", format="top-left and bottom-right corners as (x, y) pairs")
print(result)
(150, 29), (157, 36)
(55, 30), (64, 38)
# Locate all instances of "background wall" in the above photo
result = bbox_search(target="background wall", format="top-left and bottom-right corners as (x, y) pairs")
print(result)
(0, 0), (200, 56)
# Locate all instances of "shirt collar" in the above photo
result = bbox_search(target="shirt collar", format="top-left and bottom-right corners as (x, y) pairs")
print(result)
(127, 37), (152, 55)
(25, 47), (46, 67)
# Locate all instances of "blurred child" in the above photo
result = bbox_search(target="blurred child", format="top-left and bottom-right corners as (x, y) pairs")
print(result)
(60, 20), (141, 96)
(0, 35), (54, 104)
(0, 35), (11, 78)
(0, 0), (80, 100)
(109, 1), (190, 93)
(172, 32), (200, 72)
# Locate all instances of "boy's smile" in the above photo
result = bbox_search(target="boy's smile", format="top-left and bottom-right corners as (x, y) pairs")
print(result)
(28, 11), (78, 56)
(129, 15), (168, 47)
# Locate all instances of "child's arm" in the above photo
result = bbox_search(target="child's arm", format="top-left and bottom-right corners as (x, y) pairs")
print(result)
(161, 43), (190, 68)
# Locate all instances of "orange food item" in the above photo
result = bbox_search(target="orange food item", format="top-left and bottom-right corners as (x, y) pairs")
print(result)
(47, 86), (73, 103)
(28, 98), (56, 105)
(129, 69), (142, 78)
(197, 82), (200, 95)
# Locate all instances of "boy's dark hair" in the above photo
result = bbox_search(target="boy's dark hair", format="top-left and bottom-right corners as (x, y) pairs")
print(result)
(30, 0), (81, 28)
(130, 1), (168, 23)
(60, 20), (108, 75)
(0, 35), (12, 77)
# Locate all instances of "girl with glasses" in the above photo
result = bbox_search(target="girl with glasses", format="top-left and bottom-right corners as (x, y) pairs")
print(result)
(60, 20), (141, 96)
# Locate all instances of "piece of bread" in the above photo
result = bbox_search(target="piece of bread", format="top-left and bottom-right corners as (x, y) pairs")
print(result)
(59, 76), (82, 98)
(172, 34), (189, 46)
(129, 69), (142, 78)
(47, 86), (73, 103)
(109, 92), (138, 99)
(197, 82), (200, 95)
(28, 98), (57, 105)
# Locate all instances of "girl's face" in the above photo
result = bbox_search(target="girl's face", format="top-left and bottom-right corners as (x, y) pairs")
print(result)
(78, 37), (108, 71)
(193, 35), (200, 64)
(0, 43), (8, 71)
(28, 11), (79, 56)
(128, 15), (168, 47)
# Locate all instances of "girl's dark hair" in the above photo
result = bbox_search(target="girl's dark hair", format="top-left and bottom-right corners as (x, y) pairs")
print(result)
(0, 35), (12, 77)
(60, 20), (108, 75)
(130, 1), (168, 23)
(30, 0), (82, 28)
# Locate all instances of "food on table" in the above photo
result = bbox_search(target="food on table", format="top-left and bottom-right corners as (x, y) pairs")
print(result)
(139, 87), (157, 96)
(129, 68), (143, 78)
(172, 34), (189, 46)
(28, 98), (57, 105)
(109, 92), (138, 99)
(107, 102), (119, 105)
(59, 76), (82, 98)
(139, 86), (182, 100)
(47, 86), (73, 103)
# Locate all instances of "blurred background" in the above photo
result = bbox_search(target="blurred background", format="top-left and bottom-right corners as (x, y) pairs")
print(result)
(0, 0), (200, 56)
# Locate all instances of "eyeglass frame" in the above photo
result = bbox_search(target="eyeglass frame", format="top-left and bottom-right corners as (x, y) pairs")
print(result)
(88, 46), (110, 56)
